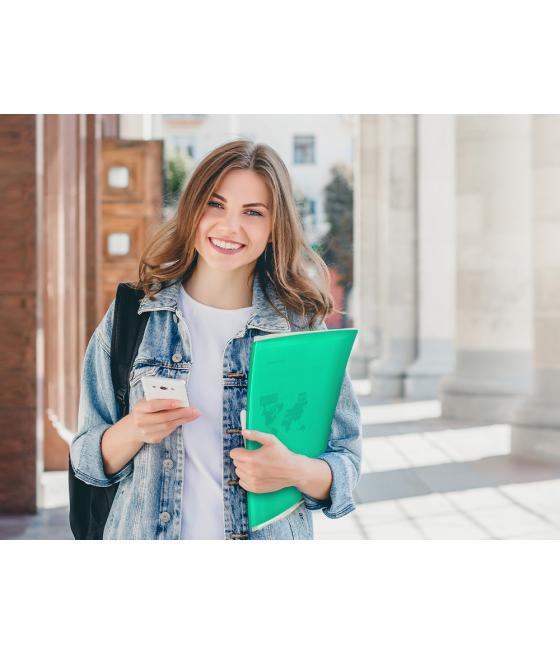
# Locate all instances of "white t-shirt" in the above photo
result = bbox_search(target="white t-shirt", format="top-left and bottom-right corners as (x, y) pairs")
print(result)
(178, 285), (253, 539)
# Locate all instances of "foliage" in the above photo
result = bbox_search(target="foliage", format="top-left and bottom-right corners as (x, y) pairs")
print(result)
(320, 163), (354, 291)
(164, 151), (192, 207)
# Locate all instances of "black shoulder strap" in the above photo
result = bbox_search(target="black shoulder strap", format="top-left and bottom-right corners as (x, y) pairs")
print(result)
(110, 282), (149, 420)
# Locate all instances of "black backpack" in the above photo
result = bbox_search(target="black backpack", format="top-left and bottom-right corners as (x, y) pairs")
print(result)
(68, 282), (149, 539)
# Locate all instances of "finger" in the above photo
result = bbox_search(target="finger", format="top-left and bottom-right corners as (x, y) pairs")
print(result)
(146, 412), (195, 436)
(139, 406), (200, 426)
(238, 478), (253, 492)
(141, 417), (183, 437)
(144, 398), (184, 413)
(241, 429), (275, 445)
(234, 466), (248, 480)
(229, 448), (251, 462)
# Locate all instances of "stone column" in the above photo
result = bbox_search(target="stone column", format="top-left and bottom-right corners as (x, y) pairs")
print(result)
(440, 116), (534, 421)
(405, 115), (456, 399)
(350, 114), (389, 378)
(511, 116), (560, 462)
(370, 115), (418, 398)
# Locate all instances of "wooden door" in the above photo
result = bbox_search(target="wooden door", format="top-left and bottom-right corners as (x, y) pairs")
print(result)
(100, 139), (164, 318)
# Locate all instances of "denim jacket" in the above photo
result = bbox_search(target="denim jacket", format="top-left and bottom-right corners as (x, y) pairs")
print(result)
(70, 273), (362, 539)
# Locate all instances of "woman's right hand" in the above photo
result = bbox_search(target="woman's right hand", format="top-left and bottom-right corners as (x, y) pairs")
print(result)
(131, 398), (201, 444)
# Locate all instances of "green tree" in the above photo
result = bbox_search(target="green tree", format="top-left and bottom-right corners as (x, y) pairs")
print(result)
(164, 151), (192, 208)
(319, 163), (354, 325)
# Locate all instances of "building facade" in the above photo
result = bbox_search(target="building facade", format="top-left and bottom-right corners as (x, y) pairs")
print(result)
(352, 114), (560, 463)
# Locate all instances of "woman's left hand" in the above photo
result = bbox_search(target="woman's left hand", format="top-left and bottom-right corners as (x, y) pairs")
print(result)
(229, 430), (302, 493)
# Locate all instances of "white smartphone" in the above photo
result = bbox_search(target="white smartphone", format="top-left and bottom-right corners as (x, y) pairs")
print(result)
(141, 375), (189, 407)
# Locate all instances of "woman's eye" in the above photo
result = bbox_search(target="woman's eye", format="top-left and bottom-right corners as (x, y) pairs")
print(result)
(208, 201), (263, 217)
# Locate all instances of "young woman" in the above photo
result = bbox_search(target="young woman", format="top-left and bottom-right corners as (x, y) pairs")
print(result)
(71, 139), (362, 540)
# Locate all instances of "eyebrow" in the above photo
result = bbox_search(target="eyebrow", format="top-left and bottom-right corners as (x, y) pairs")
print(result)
(211, 192), (269, 210)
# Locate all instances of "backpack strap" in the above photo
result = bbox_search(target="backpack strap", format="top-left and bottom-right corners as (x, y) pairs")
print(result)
(110, 282), (149, 419)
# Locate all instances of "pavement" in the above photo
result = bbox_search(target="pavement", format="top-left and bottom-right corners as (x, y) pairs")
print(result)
(2, 379), (560, 540)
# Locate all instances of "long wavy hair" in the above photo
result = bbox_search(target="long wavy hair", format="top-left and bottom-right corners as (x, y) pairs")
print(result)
(133, 139), (340, 329)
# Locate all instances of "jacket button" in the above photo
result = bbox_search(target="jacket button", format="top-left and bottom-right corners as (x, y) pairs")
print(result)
(159, 511), (171, 523)
(163, 459), (174, 470)
(172, 353), (182, 363)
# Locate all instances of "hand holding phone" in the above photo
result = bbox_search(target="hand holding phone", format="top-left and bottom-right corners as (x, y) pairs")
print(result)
(131, 375), (199, 445)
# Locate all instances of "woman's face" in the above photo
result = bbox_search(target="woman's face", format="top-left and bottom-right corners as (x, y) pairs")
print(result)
(194, 168), (273, 273)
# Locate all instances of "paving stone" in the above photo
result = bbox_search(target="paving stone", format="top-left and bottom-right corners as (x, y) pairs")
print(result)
(354, 500), (407, 525)
(499, 479), (560, 513)
(397, 493), (456, 518)
(464, 505), (553, 539)
(312, 513), (364, 539)
(361, 437), (410, 473)
(364, 521), (424, 540)
(413, 513), (491, 539)
(390, 434), (452, 467)
(444, 487), (513, 511)
(509, 528), (560, 539)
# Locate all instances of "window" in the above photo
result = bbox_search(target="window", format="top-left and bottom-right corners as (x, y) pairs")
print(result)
(294, 135), (315, 164)
(308, 199), (317, 226)
(170, 136), (196, 160)
(107, 166), (129, 189)
(107, 232), (130, 256)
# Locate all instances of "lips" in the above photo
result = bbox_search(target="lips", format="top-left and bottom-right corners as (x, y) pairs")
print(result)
(209, 237), (245, 247)
(208, 237), (247, 254)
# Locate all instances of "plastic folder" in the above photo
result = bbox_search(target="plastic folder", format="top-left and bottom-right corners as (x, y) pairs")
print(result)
(243, 327), (358, 532)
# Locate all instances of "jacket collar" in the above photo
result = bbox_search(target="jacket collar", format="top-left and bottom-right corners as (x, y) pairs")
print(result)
(137, 272), (292, 333)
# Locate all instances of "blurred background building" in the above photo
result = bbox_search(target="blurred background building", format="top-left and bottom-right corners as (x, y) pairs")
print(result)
(1, 114), (559, 539)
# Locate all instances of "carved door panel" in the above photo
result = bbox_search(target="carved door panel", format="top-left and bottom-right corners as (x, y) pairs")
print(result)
(100, 139), (163, 318)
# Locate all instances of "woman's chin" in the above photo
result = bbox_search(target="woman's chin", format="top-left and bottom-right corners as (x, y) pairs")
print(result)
(205, 254), (252, 271)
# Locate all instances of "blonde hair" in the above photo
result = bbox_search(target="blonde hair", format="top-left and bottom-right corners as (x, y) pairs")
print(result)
(134, 139), (339, 328)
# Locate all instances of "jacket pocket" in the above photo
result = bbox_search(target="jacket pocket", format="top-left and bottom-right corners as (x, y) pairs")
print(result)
(287, 506), (313, 540)
(129, 364), (161, 389)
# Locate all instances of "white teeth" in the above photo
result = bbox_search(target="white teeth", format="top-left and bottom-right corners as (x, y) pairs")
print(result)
(210, 237), (244, 250)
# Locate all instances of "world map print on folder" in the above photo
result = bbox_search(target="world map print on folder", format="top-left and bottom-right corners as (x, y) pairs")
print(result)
(245, 328), (358, 532)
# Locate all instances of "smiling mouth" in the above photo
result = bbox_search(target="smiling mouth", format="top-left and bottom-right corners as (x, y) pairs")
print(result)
(208, 237), (247, 253)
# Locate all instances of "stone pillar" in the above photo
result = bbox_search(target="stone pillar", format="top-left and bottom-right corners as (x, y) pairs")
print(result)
(511, 116), (560, 462)
(370, 115), (418, 398)
(440, 116), (534, 421)
(405, 115), (456, 399)
(350, 115), (388, 378)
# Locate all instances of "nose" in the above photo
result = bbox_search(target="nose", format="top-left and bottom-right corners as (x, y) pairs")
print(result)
(223, 208), (244, 233)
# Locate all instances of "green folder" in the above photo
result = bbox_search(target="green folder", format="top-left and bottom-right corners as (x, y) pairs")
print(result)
(242, 327), (358, 532)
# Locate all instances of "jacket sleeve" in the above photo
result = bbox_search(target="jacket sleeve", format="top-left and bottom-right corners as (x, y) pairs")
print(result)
(70, 299), (135, 487)
(299, 318), (363, 519)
